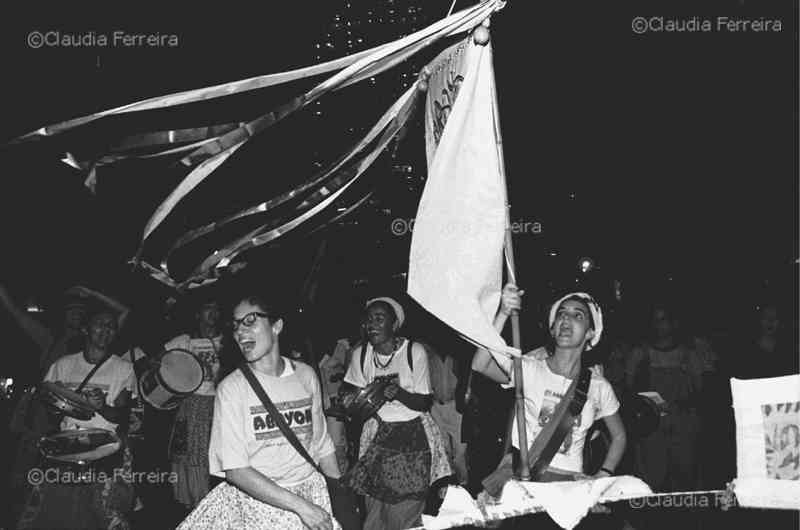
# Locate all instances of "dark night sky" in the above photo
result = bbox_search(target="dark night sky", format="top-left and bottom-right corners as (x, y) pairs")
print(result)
(0, 1), (797, 342)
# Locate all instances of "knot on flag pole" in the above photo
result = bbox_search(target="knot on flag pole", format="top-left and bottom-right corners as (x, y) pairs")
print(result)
(473, 26), (491, 45)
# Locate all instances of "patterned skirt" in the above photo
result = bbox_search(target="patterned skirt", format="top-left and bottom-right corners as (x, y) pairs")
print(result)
(346, 413), (452, 504)
(176, 473), (341, 530)
(169, 394), (214, 507)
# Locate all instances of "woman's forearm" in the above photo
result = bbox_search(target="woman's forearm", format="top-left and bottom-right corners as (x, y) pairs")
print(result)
(602, 432), (627, 473)
(226, 467), (309, 514)
(396, 389), (433, 411)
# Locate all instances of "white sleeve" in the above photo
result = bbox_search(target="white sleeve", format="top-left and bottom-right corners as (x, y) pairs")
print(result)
(43, 361), (59, 383)
(595, 377), (621, 420)
(209, 380), (250, 477)
(343, 345), (367, 388)
(410, 343), (431, 395)
(164, 335), (189, 352)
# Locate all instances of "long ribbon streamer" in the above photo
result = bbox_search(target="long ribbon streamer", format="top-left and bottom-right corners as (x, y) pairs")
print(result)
(176, 82), (420, 289)
(159, 71), (423, 275)
(139, 0), (500, 245)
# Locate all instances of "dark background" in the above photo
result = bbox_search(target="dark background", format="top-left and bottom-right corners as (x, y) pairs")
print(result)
(0, 1), (797, 371)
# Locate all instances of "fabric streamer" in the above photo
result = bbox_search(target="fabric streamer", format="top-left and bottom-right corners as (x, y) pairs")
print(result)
(179, 82), (421, 288)
(159, 66), (427, 276)
(138, 0), (502, 245)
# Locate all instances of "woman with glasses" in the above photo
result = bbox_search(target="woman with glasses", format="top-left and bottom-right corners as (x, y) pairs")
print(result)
(177, 293), (341, 530)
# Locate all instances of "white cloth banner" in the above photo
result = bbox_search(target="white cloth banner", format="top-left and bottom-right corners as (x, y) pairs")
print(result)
(730, 375), (800, 510)
(408, 36), (518, 358)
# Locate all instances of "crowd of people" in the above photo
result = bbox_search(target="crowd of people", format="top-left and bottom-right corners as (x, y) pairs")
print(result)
(0, 277), (797, 529)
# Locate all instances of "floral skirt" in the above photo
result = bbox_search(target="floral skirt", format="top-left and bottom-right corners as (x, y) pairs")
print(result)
(169, 394), (214, 506)
(346, 413), (452, 503)
(176, 473), (341, 530)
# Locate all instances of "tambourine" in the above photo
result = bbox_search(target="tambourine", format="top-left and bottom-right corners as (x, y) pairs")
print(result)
(37, 382), (97, 420)
(339, 376), (397, 423)
(39, 428), (122, 472)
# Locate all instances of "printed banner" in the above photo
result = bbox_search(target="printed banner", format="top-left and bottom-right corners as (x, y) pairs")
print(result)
(408, 35), (518, 359)
(730, 374), (800, 509)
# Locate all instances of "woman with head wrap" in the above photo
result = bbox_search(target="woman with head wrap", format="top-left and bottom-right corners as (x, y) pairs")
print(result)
(341, 297), (451, 530)
(472, 284), (627, 485)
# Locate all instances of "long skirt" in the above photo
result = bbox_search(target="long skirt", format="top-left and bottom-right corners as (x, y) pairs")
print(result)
(169, 394), (214, 507)
(347, 413), (452, 503)
(176, 472), (341, 530)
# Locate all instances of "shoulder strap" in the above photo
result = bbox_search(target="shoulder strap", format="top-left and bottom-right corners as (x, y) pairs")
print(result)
(407, 339), (414, 371)
(75, 353), (112, 393)
(528, 366), (593, 479)
(359, 342), (368, 375)
(239, 364), (323, 475)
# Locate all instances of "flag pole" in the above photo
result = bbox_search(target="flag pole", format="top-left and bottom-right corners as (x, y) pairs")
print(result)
(482, 23), (530, 481)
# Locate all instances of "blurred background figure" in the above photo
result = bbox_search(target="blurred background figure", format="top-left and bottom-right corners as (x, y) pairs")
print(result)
(625, 301), (705, 494)
(426, 341), (468, 485)
(165, 292), (224, 512)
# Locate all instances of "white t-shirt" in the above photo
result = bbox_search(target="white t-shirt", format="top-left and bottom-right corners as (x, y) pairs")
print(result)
(209, 358), (335, 488)
(497, 348), (620, 473)
(319, 338), (351, 410)
(344, 339), (431, 422)
(164, 334), (222, 396)
(44, 351), (135, 433)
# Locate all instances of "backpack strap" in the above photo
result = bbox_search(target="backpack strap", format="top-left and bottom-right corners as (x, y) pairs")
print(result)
(361, 339), (415, 374)
(359, 342), (368, 376)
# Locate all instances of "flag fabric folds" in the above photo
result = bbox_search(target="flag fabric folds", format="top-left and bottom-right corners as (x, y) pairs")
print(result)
(408, 35), (519, 359)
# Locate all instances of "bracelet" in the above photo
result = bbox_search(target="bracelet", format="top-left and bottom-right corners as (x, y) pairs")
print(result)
(599, 467), (615, 475)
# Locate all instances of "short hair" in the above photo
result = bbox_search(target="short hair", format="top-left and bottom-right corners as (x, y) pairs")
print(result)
(86, 306), (118, 327)
(233, 293), (284, 325)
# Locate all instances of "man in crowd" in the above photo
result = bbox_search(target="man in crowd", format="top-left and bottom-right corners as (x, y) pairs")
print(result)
(17, 306), (136, 529)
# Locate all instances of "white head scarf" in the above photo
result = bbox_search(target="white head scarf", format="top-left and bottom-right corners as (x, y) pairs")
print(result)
(365, 296), (405, 331)
(548, 292), (603, 349)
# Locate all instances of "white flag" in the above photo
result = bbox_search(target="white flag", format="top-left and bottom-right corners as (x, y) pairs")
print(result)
(408, 36), (518, 359)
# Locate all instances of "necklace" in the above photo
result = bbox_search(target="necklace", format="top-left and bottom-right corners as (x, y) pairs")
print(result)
(372, 338), (401, 370)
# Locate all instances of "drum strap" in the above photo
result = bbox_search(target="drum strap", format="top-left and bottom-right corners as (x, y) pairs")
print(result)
(483, 365), (591, 495)
(75, 354), (112, 393)
(239, 364), (325, 475)
(528, 366), (592, 479)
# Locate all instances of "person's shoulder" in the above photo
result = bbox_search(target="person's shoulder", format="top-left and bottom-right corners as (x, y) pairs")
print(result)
(52, 352), (80, 369)
(217, 368), (246, 394)
(589, 370), (615, 395)
(164, 334), (190, 349)
(291, 359), (320, 383)
(107, 354), (134, 372)
(408, 339), (429, 358)
(523, 346), (549, 359)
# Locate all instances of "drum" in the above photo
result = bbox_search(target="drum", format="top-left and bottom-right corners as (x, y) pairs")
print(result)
(620, 392), (662, 438)
(341, 375), (396, 423)
(138, 348), (203, 410)
(37, 382), (97, 420)
(39, 428), (122, 473)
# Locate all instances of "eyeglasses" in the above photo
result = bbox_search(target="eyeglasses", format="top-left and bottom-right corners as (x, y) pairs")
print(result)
(230, 312), (269, 331)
